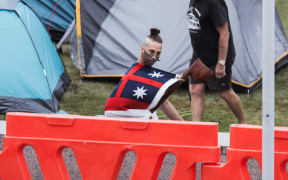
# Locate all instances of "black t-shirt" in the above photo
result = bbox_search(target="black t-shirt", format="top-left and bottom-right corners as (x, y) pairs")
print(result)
(187, 0), (235, 66)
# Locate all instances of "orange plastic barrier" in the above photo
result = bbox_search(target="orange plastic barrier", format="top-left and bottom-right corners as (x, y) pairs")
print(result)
(0, 112), (220, 180)
(202, 124), (288, 180)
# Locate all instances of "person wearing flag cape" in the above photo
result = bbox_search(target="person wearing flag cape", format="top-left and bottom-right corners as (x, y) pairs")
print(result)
(105, 28), (184, 120)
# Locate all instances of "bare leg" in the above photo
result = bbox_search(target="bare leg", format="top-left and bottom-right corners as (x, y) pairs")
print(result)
(218, 88), (247, 124)
(189, 84), (205, 121)
(160, 100), (184, 121)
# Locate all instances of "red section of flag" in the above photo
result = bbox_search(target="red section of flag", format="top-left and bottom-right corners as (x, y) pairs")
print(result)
(105, 97), (149, 111)
(115, 63), (163, 98)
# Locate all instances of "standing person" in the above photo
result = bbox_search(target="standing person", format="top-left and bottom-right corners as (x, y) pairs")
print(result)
(187, 0), (246, 123)
(105, 28), (184, 121)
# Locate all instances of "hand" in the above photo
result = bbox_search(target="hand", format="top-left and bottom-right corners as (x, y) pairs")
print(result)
(215, 63), (226, 79)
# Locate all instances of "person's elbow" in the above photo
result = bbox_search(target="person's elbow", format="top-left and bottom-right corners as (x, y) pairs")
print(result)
(217, 23), (230, 41)
(220, 31), (230, 41)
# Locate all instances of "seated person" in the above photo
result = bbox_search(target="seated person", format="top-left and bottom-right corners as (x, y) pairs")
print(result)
(105, 28), (183, 121)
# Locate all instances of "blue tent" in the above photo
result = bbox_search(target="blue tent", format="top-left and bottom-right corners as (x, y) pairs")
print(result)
(23, 0), (75, 41)
(0, 0), (70, 113)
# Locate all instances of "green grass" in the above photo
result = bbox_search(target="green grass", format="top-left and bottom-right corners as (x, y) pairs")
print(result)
(277, 0), (288, 36)
(1, 1), (288, 132)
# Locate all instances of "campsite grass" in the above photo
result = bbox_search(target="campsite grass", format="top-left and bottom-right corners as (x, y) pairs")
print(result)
(1, 0), (287, 132)
(277, 0), (288, 36)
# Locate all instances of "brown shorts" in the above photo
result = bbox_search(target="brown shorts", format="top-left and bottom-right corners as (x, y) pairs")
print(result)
(188, 58), (234, 91)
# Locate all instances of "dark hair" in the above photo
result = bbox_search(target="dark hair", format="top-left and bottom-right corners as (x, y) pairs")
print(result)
(147, 28), (162, 43)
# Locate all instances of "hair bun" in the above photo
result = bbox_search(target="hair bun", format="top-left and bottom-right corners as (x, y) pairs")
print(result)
(150, 28), (160, 36)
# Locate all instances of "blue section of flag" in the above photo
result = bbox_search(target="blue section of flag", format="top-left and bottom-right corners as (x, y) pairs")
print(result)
(110, 80), (121, 97)
(120, 80), (159, 104)
(105, 63), (179, 111)
(134, 65), (176, 83)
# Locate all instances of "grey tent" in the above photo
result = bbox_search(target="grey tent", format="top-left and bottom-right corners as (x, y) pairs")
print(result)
(70, 0), (288, 92)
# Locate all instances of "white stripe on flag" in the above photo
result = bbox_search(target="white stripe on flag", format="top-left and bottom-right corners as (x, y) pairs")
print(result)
(148, 78), (179, 110)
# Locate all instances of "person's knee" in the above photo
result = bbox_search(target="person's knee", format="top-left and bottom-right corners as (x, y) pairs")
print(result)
(218, 88), (233, 100)
(189, 84), (205, 98)
(219, 88), (239, 101)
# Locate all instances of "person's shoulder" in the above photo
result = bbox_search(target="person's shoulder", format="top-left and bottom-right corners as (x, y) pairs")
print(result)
(206, 0), (224, 5)
(131, 62), (142, 67)
(206, 0), (227, 10)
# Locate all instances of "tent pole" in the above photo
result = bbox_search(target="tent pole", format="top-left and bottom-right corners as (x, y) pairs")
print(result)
(262, 0), (275, 179)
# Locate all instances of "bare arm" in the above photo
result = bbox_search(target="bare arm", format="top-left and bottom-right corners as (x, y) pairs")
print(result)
(216, 22), (229, 61)
(160, 100), (184, 121)
(215, 22), (229, 78)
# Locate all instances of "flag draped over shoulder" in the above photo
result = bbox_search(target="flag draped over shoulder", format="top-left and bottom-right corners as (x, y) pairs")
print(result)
(105, 63), (180, 117)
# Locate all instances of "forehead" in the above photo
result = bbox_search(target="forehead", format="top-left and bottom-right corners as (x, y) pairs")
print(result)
(146, 40), (162, 51)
